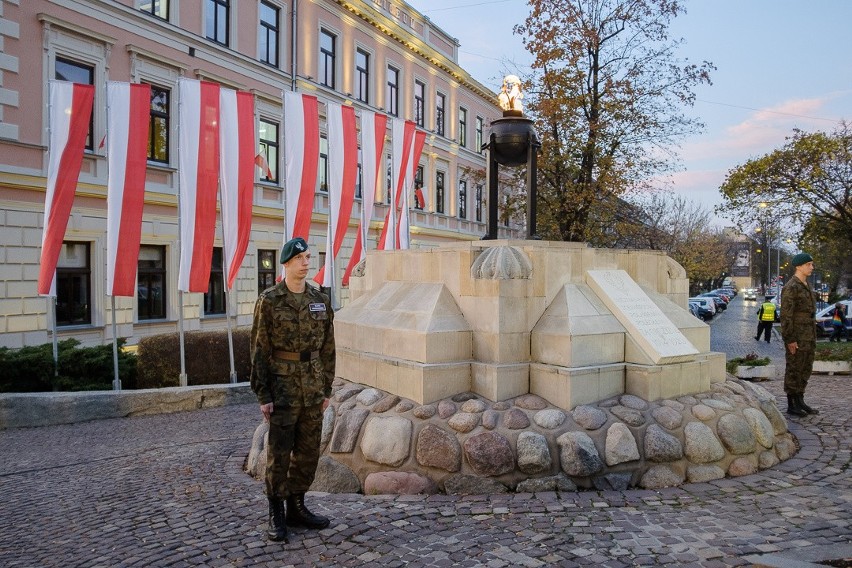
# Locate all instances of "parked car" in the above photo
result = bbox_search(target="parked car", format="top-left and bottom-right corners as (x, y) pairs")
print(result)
(689, 297), (716, 317)
(719, 287), (738, 297)
(815, 300), (852, 338)
(689, 301), (714, 321)
(699, 293), (727, 311)
(743, 288), (758, 301)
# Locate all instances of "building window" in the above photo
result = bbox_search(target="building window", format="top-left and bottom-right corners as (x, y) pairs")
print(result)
(56, 242), (91, 326)
(386, 65), (399, 116)
(458, 107), (467, 147)
(55, 58), (94, 150)
(140, 0), (169, 20)
(319, 29), (336, 89)
(258, 249), (277, 293)
(259, 119), (279, 182)
(435, 92), (445, 136)
(259, 1), (279, 67)
(475, 184), (483, 222)
(414, 80), (425, 128)
(435, 171), (445, 214)
(414, 165), (424, 210)
(137, 245), (166, 320)
(355, 149), (363, 199)
(147, 85), (169, 164)
(206, 0), (230, 45)
(204, 247), (225, 315)
(458, 179), (467, 219)
(385, 154), (392, 203)
(475, 116), (484, 153)
(319, 136), (328, 192)
(355, 49), (369, 104)
(503, 194), (510, 227)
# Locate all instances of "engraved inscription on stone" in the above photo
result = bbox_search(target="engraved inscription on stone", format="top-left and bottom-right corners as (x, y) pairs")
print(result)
(587, 270), (698, 363)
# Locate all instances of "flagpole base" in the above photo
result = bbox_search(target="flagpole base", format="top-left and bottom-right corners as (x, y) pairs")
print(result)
(180, 373), (188, 387)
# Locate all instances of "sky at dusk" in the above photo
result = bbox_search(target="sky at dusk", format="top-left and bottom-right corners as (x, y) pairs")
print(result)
(407, 0), (852, 226)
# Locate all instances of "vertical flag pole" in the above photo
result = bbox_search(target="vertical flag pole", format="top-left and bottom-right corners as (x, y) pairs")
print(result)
(50, 296), (59, 379)
(178, 291), (187, 386)
(176, 80), (188, 388)
(222, 240), (237, 384)
(45, 92), (59, 381)
(110, 295), (121, 391)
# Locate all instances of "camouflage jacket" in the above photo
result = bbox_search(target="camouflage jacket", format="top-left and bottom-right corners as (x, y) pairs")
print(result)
(780, 275), (816, 345)
(250, 280), (335, 408)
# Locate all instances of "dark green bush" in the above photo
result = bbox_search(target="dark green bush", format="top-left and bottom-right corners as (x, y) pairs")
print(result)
(0, 338), (138, 393)
(136, 327), (251, 388)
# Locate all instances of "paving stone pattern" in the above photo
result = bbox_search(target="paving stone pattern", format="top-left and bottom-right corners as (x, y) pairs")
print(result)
(0, 295), (848, 567)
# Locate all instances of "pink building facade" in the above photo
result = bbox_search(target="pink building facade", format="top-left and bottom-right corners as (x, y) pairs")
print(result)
(0, 0), (520, 348)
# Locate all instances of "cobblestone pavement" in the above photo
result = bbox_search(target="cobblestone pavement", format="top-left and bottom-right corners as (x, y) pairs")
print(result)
(0, 296), (849, 567)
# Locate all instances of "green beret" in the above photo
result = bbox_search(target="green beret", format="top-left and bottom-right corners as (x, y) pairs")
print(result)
(791, 252), (813, 267)
(280, 237), (308, 264)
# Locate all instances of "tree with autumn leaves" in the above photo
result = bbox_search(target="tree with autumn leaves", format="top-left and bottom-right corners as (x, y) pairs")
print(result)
(513, 0), (713, 244)
(718, 123), (852, 297)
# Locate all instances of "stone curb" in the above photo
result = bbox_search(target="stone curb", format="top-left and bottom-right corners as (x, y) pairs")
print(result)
(0, 383), (256, 429)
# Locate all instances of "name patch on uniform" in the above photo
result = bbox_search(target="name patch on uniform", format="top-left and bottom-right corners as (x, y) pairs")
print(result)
(309, 303), (327, 312)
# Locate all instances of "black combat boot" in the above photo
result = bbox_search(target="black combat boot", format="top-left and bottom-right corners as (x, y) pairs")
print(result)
(786, 394), (807, 417)
(286, 492), (330, 529)
(796, 394), (819, 415)
(267, 497), (288, 542)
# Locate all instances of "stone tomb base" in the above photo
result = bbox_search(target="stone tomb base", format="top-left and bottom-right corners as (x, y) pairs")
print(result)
(338, 241), (725, 409)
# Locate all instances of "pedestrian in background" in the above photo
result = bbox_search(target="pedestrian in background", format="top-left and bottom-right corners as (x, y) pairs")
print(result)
(250, 237), (335, 542)
(754, 295), (776, 343)
(780, 252), (819, 417)
(829, 302), (848, 342)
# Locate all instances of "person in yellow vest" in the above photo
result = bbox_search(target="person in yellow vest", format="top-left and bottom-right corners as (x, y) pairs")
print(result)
(754, 295), (776, 343)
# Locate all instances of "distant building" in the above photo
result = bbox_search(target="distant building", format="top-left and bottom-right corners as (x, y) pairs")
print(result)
(0, 0), (521, 349)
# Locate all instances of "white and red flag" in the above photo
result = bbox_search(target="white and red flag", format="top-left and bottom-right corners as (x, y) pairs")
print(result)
(177, 79), (220, 293)
(284, 91), (320, 241)
(315, 103), (358, 287)
(38, 81), (94, 296)
(343, 111), (387, 286)
(397, 129), (427, 250)
(219, 88), (256, 290)
(377, 119), (415, 250)
(105, 82), (151, 297)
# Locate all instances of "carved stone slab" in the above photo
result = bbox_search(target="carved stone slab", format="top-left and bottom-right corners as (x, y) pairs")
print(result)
(586, 270), (698, 365)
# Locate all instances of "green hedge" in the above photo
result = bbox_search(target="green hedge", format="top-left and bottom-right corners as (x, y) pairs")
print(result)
(0, 338), (137, 393)
(135, 327), (251, 388)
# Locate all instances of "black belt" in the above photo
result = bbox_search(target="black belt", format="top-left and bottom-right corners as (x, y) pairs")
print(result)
(273, 350), (320, 362)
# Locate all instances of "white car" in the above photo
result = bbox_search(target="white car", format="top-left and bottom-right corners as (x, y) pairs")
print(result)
(743, 288), (758, 301)
(688, 297), (716, 315)
(815, 300), (852, 337)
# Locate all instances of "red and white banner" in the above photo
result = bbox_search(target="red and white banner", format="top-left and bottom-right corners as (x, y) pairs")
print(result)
(397, 129), (427, 250)
(315, 103), (358, 287)
(284, 91), (320, 241)
(343, 111), (387, 286)
(38, 81), (94, 296)
(377, 119), (415, 250)
(177, 79), (220, 293)
(105, 82), (151, 297)
(219, 89), (256, 290)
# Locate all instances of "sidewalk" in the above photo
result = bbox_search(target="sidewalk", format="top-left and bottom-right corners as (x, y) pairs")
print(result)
(0, 296), (848, 567)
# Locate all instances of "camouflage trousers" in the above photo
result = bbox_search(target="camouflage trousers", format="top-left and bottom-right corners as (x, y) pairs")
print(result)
(784, 341), (815, 395)
(265, 402), (323, 499)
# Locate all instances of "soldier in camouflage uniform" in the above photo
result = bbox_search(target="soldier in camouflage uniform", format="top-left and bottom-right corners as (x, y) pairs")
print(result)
(780, 252), (818, 417)
(250, 237), (335, 542)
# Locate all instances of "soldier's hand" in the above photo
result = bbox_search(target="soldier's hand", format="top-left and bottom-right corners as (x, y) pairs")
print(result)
(260, 402), (274, 421)
(322, 398), (330, 411)
(787, 342), (798, 355)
